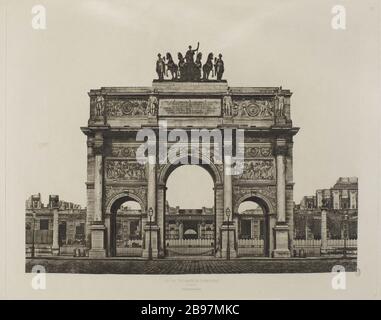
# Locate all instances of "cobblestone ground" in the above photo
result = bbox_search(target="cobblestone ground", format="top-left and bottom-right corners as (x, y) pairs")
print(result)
(26, 258), (356, 274)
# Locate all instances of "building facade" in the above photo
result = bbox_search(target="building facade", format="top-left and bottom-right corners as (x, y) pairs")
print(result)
(294, 177), (358, 241)
(25, 194), (87, 256)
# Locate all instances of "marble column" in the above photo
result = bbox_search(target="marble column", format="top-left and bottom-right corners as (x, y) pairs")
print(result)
(143, 153), (159, 258)
(94, 153), (103, 222)
(51, 209), (59, 255)
(223, 155), (232, 221)
(89, 132), (106, 258)
(147, 154), (156, 220)
(273, 140), (291, 257)
(276, 150), (286, 223)
(221, 154), (237, 258)
(321, 208), (328, 254)
(179, 222), (184, 240)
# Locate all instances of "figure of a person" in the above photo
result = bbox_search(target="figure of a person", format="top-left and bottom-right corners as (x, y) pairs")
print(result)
(215, 53), (224, 81)
(185, 42), (200, 64)
(156, 53), (165, 81)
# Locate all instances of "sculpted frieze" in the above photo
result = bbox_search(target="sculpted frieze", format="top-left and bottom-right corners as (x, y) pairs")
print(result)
(236, 159), (275, 181)
(110, 146), (137, 158)
(230, 99), (274, 119)
(105, 98), (153, 117)
(244, 145), (273, 158)
(105, 160), (146, 180)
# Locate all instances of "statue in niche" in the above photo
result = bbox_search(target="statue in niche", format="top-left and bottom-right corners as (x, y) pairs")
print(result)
(95, 95), (104, 116)
(223, 96), (233, 116)
(147, 96), (158, 116)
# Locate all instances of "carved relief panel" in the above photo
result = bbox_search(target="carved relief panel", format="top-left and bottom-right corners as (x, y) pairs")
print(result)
(229, 98), (275, 119)
(105, 97), (157, 118)
(235, 143), (275, 182)
(105, 160), (146, 181)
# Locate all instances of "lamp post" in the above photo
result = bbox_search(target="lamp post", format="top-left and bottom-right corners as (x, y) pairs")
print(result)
(343, 212), (349, 258)
(226, 208), (231, 261)
(148, 207), (153, 260)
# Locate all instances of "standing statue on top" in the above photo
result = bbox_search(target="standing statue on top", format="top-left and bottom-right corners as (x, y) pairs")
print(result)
(215, 54), (224, 81)
(156, 53), (166, 81)
(185, 42), (199, 64)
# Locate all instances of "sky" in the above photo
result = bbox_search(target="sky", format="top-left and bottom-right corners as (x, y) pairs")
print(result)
(2, 0), (380, 208)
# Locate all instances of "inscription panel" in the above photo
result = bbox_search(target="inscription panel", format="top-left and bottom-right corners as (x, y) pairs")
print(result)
(159, 99), (221, 117)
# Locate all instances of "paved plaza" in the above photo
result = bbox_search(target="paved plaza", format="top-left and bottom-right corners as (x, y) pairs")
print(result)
(26, 257), (356, 274)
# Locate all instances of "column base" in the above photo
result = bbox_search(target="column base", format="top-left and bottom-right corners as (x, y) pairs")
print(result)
(88, 249), (106, 258)
(220, 223), (237, 259)
(51, 247), (60, 256)
(273, 223), (290, 258)
(320, 246), (328, 255)
(88, 223), (106, 259)
(273, 249), (291, 258)
(142, 224), (159, 259)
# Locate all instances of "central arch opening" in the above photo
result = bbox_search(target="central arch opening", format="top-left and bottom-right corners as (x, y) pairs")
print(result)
(164, 165), (216, 257)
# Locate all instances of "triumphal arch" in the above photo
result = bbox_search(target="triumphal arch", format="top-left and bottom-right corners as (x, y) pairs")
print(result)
(81, 51), (298, 259)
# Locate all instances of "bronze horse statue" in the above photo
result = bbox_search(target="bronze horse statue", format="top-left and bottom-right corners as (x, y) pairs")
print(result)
(202, 53), (214, 80)
(165, 52), (178, 80)
(194, 52), (202, 81)
(177, 52), (186, 80)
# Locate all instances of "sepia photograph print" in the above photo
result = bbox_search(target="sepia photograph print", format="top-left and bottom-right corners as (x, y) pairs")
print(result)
(1, 0), (380, 300)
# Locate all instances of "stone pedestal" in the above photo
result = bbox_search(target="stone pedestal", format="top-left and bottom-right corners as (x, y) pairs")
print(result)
(88, 223), (106, 258)
(273, 224), (291, 258)
(142, 224), (159, 259)
(220, 223), (237, 259)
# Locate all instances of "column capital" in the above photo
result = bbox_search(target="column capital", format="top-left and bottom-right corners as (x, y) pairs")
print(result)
(93, 132), (104, 154)
(274, 144), (288, 156)
(93, 145), (104, 155)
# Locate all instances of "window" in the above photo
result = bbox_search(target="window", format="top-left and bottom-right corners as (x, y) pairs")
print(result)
(75, 223), (85, 243)
(59, 221), (67, 244)
(39, 219), (49, 230)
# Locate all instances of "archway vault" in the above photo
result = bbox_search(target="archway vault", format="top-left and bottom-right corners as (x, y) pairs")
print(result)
(158, 154), (223, 185)
(106, 192), (146, 214)
(234, 193), (275, 216)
